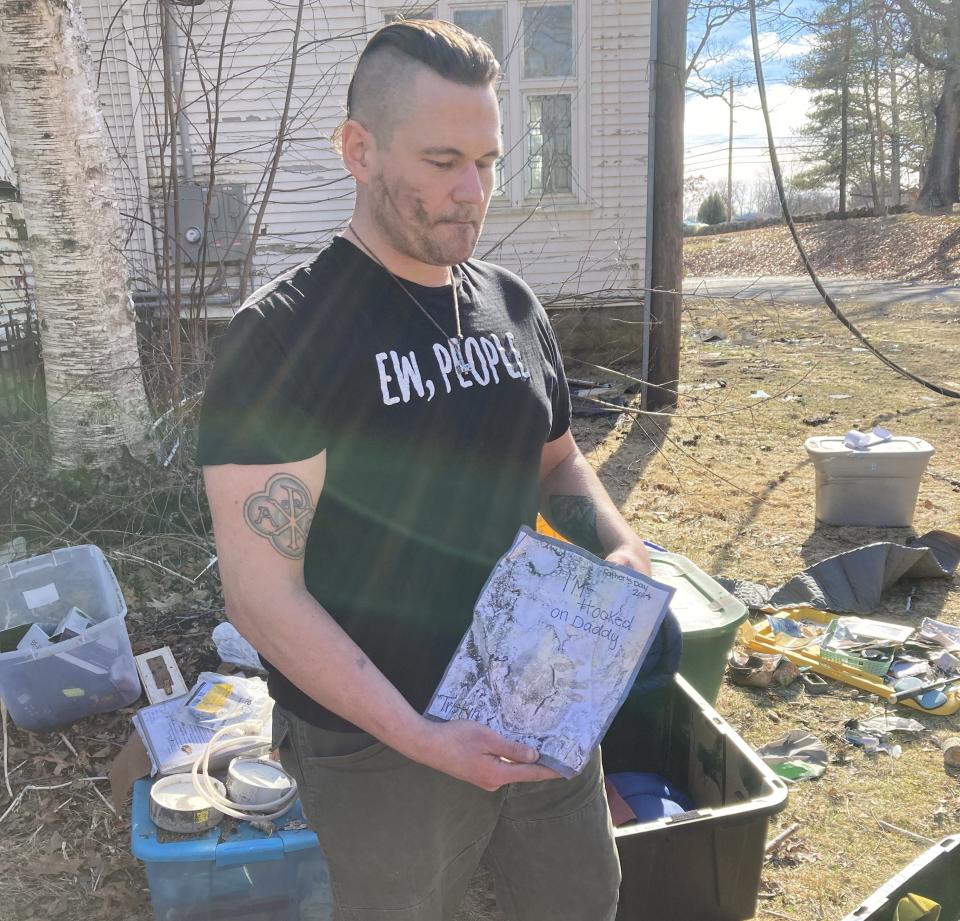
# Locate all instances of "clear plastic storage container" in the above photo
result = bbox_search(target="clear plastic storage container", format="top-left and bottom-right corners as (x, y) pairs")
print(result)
(0, 545), (140, 730)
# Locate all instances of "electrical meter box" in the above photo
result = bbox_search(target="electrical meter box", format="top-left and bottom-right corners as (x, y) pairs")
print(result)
(166, 182), (251, 264)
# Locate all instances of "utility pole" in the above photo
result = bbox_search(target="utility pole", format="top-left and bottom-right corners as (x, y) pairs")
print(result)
(727, 76), (734, 222)
(646, 0), (687, 410)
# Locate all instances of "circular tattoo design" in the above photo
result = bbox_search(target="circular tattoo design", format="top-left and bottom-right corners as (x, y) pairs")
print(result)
(243, 474), (314, 559)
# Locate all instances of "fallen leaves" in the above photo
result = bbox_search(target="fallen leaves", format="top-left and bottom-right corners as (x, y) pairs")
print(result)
(685, 212), (960, 282)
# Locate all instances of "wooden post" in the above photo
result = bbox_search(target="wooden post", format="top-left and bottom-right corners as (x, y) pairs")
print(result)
(727, 77), (734, 223)
(646, 0), (687, 410)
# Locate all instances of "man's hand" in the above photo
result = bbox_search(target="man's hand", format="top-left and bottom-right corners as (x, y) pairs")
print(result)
(409, 719), (563, 791)
(605, 541), (652, 578)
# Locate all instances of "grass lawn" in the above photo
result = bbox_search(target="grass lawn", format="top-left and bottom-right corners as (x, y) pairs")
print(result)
(0, 290), (958, 921)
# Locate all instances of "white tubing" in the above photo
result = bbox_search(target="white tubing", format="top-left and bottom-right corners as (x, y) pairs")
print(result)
(189, 723), (298, 823)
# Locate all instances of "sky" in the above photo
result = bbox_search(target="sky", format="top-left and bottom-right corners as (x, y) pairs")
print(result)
(684, 8), (819, 212)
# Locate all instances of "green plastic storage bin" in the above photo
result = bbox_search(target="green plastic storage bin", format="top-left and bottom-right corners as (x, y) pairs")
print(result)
(606, 674), (789, 921)
(842, 835), (960, 920)
(648, 550), (748, 703)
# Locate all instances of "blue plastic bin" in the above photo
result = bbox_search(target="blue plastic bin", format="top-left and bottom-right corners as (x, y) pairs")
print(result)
(131, 778), (332, 921)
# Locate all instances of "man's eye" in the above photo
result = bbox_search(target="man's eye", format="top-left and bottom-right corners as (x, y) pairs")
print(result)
(429, 160), (454, 169)
(478, 161), (496, 171)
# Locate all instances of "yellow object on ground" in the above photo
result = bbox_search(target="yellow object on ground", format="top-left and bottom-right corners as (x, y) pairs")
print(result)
(738, 607), (960, 717)
(894, 893), (941, 921)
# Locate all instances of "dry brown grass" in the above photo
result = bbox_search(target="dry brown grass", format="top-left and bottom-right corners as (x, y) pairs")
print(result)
(0, 291), (958, 921)
(571, 291), (960, 921)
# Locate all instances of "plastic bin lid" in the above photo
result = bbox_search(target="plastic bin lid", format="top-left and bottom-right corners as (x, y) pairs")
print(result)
(804, 435), (934, 457)
(0, 544), (127, 632)
(130, 778), (319, 865)
(648, 552), (747, 635)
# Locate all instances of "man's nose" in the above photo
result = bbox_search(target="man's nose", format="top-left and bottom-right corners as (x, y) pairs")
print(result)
(453, 163), (486, 205)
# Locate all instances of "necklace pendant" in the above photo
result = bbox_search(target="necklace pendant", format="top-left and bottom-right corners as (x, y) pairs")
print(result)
(450, 337), (473, 375)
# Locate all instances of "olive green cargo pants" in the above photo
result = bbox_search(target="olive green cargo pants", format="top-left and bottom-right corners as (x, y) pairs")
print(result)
(276, 707), (621, 921)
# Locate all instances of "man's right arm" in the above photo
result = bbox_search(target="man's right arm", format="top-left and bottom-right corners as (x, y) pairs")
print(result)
(203, 453), (560, 791)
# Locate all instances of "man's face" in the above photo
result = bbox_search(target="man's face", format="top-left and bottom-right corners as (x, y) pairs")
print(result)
(366, 69), (502, 268)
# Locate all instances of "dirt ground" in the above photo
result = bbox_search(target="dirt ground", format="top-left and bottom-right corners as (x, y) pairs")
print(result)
(1, 288), (959, 921)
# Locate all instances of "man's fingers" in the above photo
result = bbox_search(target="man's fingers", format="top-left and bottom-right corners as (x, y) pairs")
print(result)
(486, 732), (538, 764)
(492, 760), (563, 785)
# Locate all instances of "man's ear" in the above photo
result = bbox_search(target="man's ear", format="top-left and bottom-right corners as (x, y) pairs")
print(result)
(341, 119), (374, 183)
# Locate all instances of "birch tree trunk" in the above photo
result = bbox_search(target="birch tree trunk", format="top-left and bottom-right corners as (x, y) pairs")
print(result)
(0, 0), (150, 468)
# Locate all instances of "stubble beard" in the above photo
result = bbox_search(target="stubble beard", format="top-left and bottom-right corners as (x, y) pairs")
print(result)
(371, 170), (483, 268)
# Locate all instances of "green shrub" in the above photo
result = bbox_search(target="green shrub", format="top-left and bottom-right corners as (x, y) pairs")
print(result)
(697, 191), (727, 225)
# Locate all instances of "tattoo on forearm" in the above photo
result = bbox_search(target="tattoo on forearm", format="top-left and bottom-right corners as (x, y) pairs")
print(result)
(548, 495), (603, 555)
(244, 473), (315, 559)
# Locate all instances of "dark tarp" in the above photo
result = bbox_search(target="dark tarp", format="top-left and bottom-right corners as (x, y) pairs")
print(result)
(718, 530), (960, 614)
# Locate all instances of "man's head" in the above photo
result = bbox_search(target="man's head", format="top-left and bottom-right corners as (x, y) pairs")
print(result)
(340, 20), (503, 270)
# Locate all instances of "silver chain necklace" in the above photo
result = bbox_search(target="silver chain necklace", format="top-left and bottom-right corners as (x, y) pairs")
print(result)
(346, 224), (473, 375)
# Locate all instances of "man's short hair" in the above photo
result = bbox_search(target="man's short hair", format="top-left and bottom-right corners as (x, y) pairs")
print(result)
(339, 19), (500, 149)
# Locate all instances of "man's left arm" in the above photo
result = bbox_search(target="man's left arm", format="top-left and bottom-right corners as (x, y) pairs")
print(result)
(539, 428), (651, 577)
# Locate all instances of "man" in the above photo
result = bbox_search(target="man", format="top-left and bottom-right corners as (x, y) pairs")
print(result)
(199, 19), (653, 921)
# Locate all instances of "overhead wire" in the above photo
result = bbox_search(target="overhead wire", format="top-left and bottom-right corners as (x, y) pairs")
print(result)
(747, 0), (960, 400)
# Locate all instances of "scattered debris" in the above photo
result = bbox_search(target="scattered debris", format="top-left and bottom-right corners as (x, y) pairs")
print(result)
(799, 672), (829, 694)
(693, 328), (728, 343)
(568, 379), (627, 416)
(718, 530), (960, 614)
(802, 412), (837, 426)
(212, 623), (266, 674)
(765, 822), (801, 855)
(134, 647), (188, 705)
(877, 820), (936, 847)
(678, 379), (726, 394)
(727, 650), (799, 689)
(757, 731), (828, 782)
(941, 736), (960, 769)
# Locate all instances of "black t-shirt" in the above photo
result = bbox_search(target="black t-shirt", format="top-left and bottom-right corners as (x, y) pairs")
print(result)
(198, 236), (572, 729)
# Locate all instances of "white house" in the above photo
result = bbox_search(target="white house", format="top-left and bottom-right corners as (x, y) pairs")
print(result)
(0, 109), (29, 325)
(70, 1), (681, 378)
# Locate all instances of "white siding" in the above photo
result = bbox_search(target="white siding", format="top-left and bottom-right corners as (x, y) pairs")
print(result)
(482, 0), (652, 294)
(85, 0), (652, 298)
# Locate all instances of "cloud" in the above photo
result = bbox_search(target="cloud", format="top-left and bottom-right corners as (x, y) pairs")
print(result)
(683, 84), (815, 184)
(737, 30), (814, 60)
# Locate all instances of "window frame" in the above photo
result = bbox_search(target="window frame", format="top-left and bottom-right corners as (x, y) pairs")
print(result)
(366, 0), (590, 208)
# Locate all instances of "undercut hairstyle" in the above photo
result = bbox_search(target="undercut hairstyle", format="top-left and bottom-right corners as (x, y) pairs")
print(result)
(337, 19), (500, 150)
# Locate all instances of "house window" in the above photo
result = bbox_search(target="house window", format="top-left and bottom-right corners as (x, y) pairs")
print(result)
(374, 0), (586, 206)
(384, 5), (438, 23)
(526, 93), (572, 195)
(522, 4), (573, 79)
(452, 7), (505, 61)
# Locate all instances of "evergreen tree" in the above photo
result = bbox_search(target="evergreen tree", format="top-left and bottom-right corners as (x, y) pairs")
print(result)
(698, 191), (727, 224)
(794, 1), (952, 213)
(792, 1), (881, 212)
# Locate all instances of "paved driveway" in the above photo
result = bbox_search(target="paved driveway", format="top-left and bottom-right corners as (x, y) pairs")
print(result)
(683, 275), (960, 308)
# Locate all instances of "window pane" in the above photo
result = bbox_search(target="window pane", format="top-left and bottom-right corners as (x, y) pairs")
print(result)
(493, 94), (507, 197)
(523, 5), (573, 79)
(384, 6), (437, 23)
(527, 94), (572, 195)
(453, 8), (505, 62)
